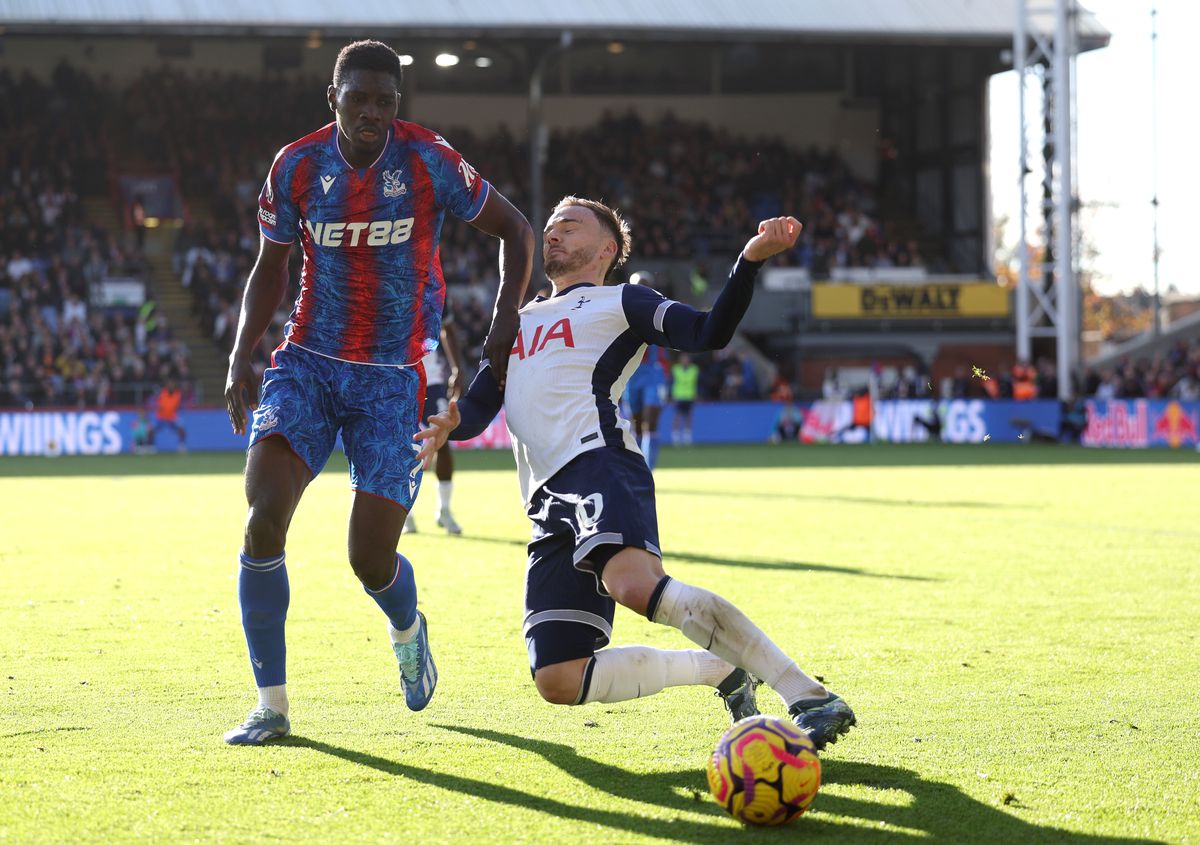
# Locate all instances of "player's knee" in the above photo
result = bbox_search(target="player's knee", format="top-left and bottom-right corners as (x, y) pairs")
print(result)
(243, 506), (286, 558)
(602, 558), (663, 614)
(347, 549), (394, 591)
(605, 574), (651, 613)
(534, 664), (584, 705)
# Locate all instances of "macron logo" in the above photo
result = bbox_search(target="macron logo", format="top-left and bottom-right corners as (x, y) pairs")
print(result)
(320, 174), (337, 194)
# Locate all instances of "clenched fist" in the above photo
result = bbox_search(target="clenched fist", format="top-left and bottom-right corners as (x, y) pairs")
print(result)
(742, 216), (803, 263)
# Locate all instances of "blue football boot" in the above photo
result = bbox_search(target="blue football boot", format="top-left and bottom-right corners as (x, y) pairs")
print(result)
(393, 611), (437, 711)
(716, 668), (761, 723)
(789, 692), (856, 750)
(224, 706), (290, 745)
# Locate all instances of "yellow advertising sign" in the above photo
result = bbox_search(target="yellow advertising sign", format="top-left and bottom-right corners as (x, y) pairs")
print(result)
(811, 282), (1010, 319)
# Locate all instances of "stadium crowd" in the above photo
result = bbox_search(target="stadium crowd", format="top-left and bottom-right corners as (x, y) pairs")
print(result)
(1082, 340), (1200, 400)
(128, 70), (917, 396)
(6, 62), (1196, 412)
(0, 65), (193, 409)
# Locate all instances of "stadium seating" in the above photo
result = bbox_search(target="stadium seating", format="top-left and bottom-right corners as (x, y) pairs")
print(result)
(0, 65), (194, 409)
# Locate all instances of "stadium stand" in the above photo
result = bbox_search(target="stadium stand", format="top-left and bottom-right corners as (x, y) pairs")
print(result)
(1082, 339), (1200, 400)
(120, 71), (913, 400)
(0, 65), (194, 409)
(17, 61), (1179, 408)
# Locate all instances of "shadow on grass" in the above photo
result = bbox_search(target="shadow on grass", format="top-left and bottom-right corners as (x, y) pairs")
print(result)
(280, 734), (730, 844)
(819, 757), (1166, 844)
(450, 532), (933, 581)
(287, 729), (1162, 844)
(4, 441), (1197, 479)
(656, 443), (1200, 470)
(657, 487), (1029, 511)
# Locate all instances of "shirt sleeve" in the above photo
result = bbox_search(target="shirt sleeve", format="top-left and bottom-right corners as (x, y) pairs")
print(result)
(417, 132), (491, 223)
(620, 254), (764, 352)
(257, 149), (300, 244)
(449, 362), (504, 440)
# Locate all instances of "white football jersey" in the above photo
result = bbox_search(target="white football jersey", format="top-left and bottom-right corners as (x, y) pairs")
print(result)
(421, 298), (454, 387)
(453, 255), (762, 504)
(421, 348), (447, 387)
(504, 284), (646, 503)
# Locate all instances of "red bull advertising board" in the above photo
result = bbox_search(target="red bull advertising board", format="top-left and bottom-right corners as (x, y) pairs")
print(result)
(1083, 400), (1200, 449)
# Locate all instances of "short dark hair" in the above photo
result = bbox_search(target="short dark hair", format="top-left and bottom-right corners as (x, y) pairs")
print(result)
(333, 40), (403, 88)
(551, 196), (632, 280)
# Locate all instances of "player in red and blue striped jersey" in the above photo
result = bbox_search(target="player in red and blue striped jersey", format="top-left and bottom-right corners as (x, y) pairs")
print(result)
(222, 40), (534, 745)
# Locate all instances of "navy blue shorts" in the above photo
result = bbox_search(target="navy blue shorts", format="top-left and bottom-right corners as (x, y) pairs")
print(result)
(523, 447), (661, 673)
(249, 342), (426, 509)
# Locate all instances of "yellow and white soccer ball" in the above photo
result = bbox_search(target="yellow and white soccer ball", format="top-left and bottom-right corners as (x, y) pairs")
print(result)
(706, 715), (821, 825)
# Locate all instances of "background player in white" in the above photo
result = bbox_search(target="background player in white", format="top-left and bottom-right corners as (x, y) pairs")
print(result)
(404, 300), (466, 535)
(416, 198), (855, 748)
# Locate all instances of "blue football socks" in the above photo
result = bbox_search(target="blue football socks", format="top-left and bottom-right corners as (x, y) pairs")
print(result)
(641, 433), (660, 470)
(238, 551), (289, 688)
(364, 554), (418, 632)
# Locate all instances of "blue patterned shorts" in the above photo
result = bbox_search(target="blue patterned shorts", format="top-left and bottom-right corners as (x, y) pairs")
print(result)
(249, 343), (426, 509)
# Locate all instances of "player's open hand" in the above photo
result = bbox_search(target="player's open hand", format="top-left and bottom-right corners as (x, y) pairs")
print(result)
(225, 356), (259, 436)
(414, 399), (462, 470)
(742, 216), (803, 263)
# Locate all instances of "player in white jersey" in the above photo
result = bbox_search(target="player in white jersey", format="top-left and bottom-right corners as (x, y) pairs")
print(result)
(404, 298), (465, 535)
(416, 197), (855, 747)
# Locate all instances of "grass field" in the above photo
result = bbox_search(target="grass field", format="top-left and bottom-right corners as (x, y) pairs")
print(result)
(1, 444), (1198, 844)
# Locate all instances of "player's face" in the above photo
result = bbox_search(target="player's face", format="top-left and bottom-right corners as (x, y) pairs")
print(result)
(328, 70), (400, 163)
(542, 207), (613, 281)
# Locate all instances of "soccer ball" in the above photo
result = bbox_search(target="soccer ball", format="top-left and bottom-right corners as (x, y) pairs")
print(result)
(706, 715), (821, 825)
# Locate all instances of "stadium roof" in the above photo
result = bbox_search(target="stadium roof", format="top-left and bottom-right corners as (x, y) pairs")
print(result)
(3, 0), (1110, 49)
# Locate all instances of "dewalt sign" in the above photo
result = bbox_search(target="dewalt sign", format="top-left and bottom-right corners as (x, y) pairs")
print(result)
(811, 282), (1010, 319)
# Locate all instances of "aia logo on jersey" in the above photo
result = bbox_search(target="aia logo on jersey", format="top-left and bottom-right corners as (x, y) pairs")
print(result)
(382, 169), (406, 198)
(511, 318), (575, 360)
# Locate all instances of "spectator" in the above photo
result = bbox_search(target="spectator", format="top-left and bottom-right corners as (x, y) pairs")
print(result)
(151, 378), (187, 452)
(670, 352), (700, 446)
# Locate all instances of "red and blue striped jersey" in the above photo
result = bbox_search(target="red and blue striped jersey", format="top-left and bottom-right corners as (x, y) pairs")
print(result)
(257, 120), (490, 365)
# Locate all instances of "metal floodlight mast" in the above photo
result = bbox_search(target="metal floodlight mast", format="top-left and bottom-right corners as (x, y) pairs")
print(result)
(1014, 0), (1078, 400)
(528, 31), (573, 287)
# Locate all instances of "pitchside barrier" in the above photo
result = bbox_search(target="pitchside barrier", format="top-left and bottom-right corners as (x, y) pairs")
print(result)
(1, 399), (1197, 457)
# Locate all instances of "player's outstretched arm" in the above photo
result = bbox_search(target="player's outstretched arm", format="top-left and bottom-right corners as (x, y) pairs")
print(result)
(622, 216), (801, 354)
(413, 363), (505, 468)
(225, 237), (291, 435)
(469, 191), (535, 390)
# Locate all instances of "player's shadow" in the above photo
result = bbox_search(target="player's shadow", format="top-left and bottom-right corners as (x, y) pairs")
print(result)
(657, 487), (1030, 511)
(279, 733), (730, 843)
(438, 727), (1163, 844)
(452, 533), (931, 581)
(818, 757), (1166, 844)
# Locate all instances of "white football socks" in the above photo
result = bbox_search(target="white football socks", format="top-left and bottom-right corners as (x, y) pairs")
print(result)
(580, 646), (733, 704)
(389, 616), (421, 645)
(651, 578), (826, 707)
(437, 480), (453, 513)
(258, 684), (289, 716)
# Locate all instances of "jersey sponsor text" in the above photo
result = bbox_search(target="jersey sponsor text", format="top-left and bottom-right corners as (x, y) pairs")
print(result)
(303, 218), (415, 248)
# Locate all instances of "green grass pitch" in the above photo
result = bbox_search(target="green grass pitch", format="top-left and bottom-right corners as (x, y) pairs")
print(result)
(1, 444), (1197, 843)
